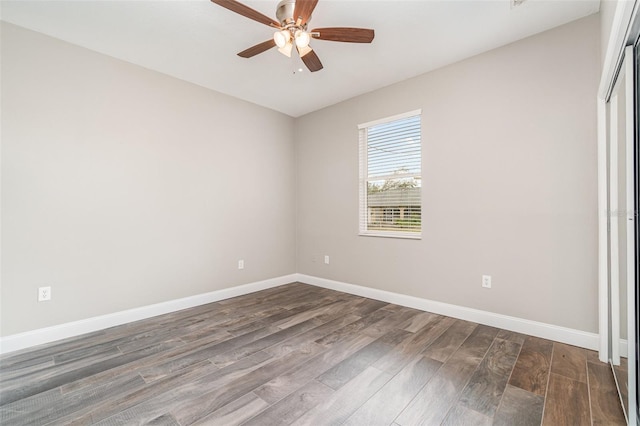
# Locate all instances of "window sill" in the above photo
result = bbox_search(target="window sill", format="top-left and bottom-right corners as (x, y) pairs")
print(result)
(359, 231), (422, 240)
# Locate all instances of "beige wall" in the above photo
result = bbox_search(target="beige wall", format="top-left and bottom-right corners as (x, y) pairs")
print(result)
(2, 14), (601, 338)
(0, 23), (296, 336)
(295, 15), (600, 332)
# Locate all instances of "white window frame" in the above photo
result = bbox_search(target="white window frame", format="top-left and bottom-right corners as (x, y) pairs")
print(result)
(358, 109), (422, 239)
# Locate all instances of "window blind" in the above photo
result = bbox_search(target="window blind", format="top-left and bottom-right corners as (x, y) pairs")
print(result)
(359, 110), (422, 238)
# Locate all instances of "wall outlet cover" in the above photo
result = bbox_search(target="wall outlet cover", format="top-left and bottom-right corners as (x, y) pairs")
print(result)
(38, 286), (52, 302)
(482, 275), (492, 289)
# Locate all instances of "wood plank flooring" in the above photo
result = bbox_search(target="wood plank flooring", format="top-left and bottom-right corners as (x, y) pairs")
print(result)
(0, 282), (627, 425)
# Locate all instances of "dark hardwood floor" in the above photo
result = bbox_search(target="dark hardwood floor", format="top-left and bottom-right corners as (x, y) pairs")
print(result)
(0, 282), (626, 425)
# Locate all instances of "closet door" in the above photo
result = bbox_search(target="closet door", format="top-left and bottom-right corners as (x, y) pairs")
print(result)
(632, 42), (639, 426)
(609, 44), (637, 426)
(622, 43), (637, 426)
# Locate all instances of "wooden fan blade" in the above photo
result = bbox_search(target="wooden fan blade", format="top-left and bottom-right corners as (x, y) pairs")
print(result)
(238, 39), (276, 58)
(210, 0), (280, 27)
(299, 47), (323, 72)
(293, 0), (319, 26)
(311, 27), (375, 43)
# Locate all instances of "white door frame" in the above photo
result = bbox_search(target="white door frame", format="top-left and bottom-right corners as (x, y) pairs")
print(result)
(609, 87), (621, 365)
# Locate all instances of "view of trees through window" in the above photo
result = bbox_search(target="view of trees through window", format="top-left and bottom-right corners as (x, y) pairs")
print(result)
(367, 175), (421, 231)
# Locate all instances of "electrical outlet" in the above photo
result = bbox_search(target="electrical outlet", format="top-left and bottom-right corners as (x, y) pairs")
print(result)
(324, 255), (330, 265)
(238, 260), (244, 270)
(482, 275), (492, 289)
(38, 286), (51, 302)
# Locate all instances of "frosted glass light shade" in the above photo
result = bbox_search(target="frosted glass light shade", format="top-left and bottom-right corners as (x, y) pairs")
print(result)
(274, 30), (290, 48)
(297, 44), (312, 57)
(278, 41), (293, 57)
(294, 30), (310, 48)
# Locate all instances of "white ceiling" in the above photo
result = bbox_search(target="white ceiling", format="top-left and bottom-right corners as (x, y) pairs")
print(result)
(1, 0), (600, 117)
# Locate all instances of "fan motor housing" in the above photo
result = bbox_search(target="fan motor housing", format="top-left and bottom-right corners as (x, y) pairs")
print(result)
(276, 0), (298, 25)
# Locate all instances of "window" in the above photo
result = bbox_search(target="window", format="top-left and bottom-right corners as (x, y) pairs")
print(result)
(359, 110), (422, 238)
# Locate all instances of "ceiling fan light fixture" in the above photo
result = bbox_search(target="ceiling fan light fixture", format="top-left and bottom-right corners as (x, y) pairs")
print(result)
(297, 44), (312, 57)
(273, 30), (290, 48)
(278, 40), (293, 57)
(294, 29), (310, 48)
(210, 0), (373, 72)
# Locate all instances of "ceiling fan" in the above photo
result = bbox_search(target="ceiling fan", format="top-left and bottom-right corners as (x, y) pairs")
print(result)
(210, 0), (375, 72)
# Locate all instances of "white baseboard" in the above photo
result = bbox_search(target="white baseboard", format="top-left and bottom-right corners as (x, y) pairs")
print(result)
(1, 273), (601, 355)
(0, 274), (297, 355)
(296, 274), (600, 351)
